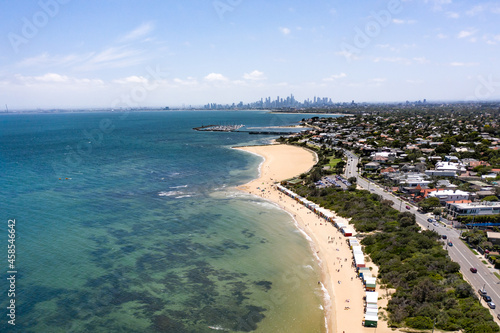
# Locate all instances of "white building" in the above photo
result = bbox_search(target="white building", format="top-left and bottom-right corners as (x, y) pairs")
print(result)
(428, 190), (471, 204)
(446, 201), (500, 218)
(398, 173), (431, 188)
(434, 161), (466, 175)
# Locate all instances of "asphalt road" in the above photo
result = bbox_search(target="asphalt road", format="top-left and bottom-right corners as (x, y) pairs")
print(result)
(342, 150), (500, 322)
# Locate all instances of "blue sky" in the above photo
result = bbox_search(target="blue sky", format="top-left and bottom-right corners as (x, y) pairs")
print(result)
(1, 0), (499, 109)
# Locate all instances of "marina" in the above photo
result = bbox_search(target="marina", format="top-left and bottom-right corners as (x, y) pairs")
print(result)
(193, 124), (244, 132)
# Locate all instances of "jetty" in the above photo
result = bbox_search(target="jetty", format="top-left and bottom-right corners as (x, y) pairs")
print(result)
(193, 124), (244, 132)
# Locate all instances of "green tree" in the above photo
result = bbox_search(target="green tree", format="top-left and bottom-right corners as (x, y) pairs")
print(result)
(418, 197), (441, 212)
(482, 195), (499, 202)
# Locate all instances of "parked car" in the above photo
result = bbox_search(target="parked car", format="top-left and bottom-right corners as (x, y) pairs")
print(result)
(470, 267), (477, 273)
(442, 235), (448, 240)
(405, 205), (410, 210)
(497, 313), (500, 320)
(487, 302), (496, 309)
(448, 241), (453, 247)
(479, 289), (487, 296)
(427, 218), (433, 222)
(483, 295), (492, 302)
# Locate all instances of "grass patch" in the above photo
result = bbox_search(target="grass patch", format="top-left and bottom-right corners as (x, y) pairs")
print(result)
(328, 157), (342, 168)
(482, 260), (488, 264)
(495, 272), (500, 280)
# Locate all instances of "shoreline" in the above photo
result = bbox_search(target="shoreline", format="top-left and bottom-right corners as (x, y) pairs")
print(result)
(234, 143), (403, 333)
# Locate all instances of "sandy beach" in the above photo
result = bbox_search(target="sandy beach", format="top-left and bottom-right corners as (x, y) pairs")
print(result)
(236, 144), (403, 333)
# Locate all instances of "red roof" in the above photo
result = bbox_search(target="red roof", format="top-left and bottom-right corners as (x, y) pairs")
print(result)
(469, 161), (491, 167)
(380, 167), (396, 173)
(420, 188), (437, 197)
(446, 200), (472, 204)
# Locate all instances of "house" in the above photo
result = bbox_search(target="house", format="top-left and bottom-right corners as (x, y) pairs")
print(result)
(365, 162), (380, 170)
(468, 180), (493, 191)
(446, 201), (500, 218)
(469, 160), (491, 169)
(373, 155), (389, 164)
(487, 232), (500, 246)
(425, 170), (458, 177)
(380, 167), (397, 175)
(428, 189), (471, 204)
(398, 173), (432, 189)
(435, 161), (466, 174)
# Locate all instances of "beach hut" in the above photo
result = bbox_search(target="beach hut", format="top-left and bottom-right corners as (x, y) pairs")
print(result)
(354, 253), (365, 268)
(365, 292), (378, 306)
(365, 277), (377, 291)
(358, 267), (371, 278)
(349, 239), (360, 249)
(366, 303), (378, 312)
(352, 245), (363, 255)
(343, 228), (354, 237)
(324, 212), (335, 222)
(364, 314), (378, 327)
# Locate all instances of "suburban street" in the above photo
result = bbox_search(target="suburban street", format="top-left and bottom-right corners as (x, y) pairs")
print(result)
(343, 150), (500, 323)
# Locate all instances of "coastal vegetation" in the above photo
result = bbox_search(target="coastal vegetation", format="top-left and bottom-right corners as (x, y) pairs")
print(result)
(286, 184), (499, 332)
(277, 106), (500, 332)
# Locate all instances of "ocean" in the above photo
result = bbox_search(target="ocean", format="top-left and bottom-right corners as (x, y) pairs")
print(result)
(0, 110), (329, 333)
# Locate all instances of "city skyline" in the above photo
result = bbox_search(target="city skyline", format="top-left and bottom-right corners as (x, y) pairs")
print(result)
(1, 1), (500, 109)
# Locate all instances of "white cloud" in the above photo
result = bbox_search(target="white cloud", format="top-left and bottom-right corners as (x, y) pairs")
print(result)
(334, 50), (360, 61)
(483, 34), (500, 45)
(406, 79), (424, 84)
(373, 57), (413, 65)
(392, 19), (417, 24)
(413, 57), (430, 64)
(34, 73), (69, 83)
(113, 76), (149, 84)
(279, 27), (291, 35)
(323, 73), (347, 81)
(243, 70), (266, 81)
(466, 5), (485, 16)
(457, 29), (478, 39)
(16, 52), (93, 68)
(12, 73), (104, 86)
(77, 46), (147, 70)
(449, 62), (479, 66)
(120, 22), (154, 42)
(425, 0), (452, 11)
(204, 73), (228, 82)
(173, 77), (198, 86)
(446, 12), (460, 18)
(436, 33), (448, 39)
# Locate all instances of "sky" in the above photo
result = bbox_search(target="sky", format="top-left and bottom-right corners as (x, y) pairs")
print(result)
(1, 0), (500, 109)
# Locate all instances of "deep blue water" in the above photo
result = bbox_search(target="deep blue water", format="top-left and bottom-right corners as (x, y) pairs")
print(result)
(0, 111), (331, 332)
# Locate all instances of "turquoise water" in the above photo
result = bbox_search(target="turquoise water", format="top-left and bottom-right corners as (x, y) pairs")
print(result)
(0, 111), (329, 332)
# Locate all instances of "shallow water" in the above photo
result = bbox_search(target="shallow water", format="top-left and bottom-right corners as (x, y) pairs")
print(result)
(0, 111), (334, 332)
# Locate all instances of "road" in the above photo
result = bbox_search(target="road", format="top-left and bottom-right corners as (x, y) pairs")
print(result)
(342, 150), (500, 322)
